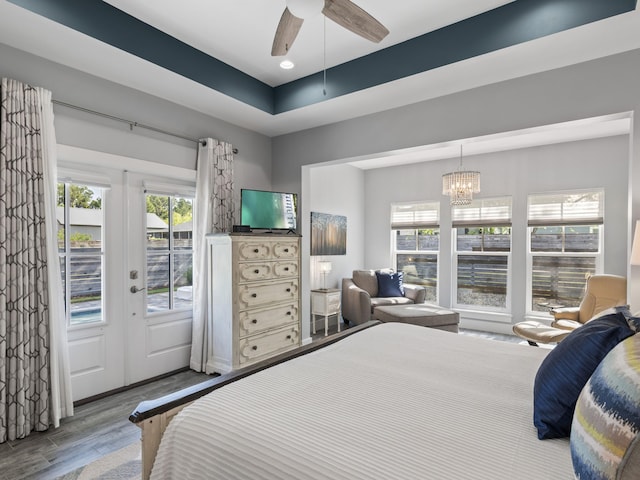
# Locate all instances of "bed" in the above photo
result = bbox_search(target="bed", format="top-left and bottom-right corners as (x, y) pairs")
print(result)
(130, 321), (578, 479)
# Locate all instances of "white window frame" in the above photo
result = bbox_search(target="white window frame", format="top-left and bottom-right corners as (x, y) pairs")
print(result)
(452, 196), (512, 313)
(391, 201), (440, 303)
(526, 189), (604, 317)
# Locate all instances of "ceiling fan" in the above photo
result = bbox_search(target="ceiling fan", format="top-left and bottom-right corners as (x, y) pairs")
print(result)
(271, 0), (389, 56)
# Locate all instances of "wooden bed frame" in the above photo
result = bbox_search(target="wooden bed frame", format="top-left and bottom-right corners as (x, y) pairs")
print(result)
(129, 321), (380, 480)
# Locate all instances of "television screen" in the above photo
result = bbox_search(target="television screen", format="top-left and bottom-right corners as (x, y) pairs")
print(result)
(240, 189), (297, 231)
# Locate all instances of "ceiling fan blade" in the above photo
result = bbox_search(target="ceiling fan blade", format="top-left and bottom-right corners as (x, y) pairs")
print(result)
(322, 0), (389, 43)
(271, 7), (304, 56)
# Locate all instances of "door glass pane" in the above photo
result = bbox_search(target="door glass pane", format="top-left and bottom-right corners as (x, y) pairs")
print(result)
(174, 253), (193, 310)
(58, 182), (104, 326)
(70, 254), (103, 325)
(146, 193), (193, 314)
(147, 253), (170, 313)
(173, 197), (193, 250)
(147, 195), (170, 249)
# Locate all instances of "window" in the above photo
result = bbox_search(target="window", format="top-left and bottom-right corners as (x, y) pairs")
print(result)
(391, 202), (439, 302)
(528, 190), (604, 313)
(452, 197), (512, 311)
(145, 190), (194, 313)
(57, 181), (105, 326)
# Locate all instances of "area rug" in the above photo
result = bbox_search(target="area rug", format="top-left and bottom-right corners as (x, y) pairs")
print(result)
(56, 443), (141, 479)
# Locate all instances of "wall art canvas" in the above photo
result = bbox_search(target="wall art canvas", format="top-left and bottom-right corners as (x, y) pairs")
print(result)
(311, 212), (347, 255)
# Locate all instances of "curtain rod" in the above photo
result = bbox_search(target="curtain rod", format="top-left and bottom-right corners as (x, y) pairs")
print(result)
(52, 99), (238, 154)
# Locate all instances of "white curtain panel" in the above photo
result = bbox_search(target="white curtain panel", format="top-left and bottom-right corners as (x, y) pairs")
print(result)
(39, 87), (74, 427)
(0, 78), (73, 443)
(190, 139), (234, 373)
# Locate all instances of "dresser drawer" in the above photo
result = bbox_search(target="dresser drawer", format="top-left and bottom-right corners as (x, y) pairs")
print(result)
(238, 324), (299, 365)
(237, 262), (273, 282)
(236, 241), (271, 261)
(273, 261), (298, 278)
(238, 303), (299, 337)
(272, 240), (299, 259)
(237, 279), (299, 310)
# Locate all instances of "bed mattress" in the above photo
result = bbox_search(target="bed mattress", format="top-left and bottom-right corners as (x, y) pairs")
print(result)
(151, 323), (572, 479)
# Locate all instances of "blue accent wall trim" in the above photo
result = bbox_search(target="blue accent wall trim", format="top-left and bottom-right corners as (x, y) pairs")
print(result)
(9, 0), (275, 113)
(9, 0), (637, 116)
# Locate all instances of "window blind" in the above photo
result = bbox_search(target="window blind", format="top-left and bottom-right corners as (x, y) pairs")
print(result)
(528, 190), (604, 226)
(391, 201), (439, 229)
(57, 168), (112, 190)
(143, 181), (196, 198)
(452, 197), (512, 227)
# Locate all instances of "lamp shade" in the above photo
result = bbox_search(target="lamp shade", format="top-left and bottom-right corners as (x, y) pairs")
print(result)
(631, 220), (640, 265)
(318, 261), (332, 273)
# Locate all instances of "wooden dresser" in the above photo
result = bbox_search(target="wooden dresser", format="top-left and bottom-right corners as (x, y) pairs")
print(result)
(207, 233), (301, 374)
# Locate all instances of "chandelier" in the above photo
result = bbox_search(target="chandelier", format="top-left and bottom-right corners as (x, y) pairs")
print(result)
(442, 145), (480, 205)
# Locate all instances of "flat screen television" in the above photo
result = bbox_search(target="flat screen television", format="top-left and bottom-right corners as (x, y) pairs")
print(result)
(240, 189), (298, 231)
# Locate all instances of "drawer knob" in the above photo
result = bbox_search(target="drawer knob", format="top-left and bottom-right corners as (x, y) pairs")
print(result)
(254, 269), (259, 274)
(253, 248), (259, 253)
(286, 311), (291, 316)
(284, 267), (289, 271)
(284, 248), (289, 252)
(286, 335), (292, 340)
(286, 288), (291, 292)
(251, 293), (257, 298)
(251, 319), (258, 324)
(252, 346), (258, 351)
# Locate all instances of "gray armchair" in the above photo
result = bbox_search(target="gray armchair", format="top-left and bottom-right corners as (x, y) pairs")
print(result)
(341, 269), (427, 325)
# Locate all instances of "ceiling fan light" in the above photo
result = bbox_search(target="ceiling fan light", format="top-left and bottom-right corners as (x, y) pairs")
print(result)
(287, 0), (323, 19)
(280, 59), (295, 69)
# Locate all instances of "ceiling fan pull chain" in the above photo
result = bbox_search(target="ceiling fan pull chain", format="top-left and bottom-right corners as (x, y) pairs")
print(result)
(323, 14), (327, 96)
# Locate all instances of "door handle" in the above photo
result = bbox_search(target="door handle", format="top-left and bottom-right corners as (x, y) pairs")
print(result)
(130, 285), (146, 294)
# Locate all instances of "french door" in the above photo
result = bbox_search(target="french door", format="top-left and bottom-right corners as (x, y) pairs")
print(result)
(60, 147), (196, 401)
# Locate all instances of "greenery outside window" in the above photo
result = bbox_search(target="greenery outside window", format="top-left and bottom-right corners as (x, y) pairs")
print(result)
(528, 190), (604, 313)
(452, 197), (512, 311)
(391, 202), (439, 302)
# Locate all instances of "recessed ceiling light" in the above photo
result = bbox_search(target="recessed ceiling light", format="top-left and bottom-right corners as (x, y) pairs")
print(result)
(280, 60), (295, 70)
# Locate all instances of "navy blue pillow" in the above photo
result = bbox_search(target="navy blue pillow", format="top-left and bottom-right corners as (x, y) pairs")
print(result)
(533, 312), (634, 440)
(376, 271), (404, 297)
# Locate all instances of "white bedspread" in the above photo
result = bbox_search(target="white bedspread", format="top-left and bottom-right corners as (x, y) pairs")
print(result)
(151, 323), (572, 479)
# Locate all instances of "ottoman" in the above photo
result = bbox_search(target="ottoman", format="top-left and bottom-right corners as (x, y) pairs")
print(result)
(373, 303), (460, 333)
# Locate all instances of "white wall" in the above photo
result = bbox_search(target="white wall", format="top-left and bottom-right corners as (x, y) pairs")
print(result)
(302, 163), (365, 341)
(362, 136), (629, 332)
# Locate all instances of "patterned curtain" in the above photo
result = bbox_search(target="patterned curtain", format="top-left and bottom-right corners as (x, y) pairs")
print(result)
(0, 78), (73, 443)
(190, 139), (234, 373)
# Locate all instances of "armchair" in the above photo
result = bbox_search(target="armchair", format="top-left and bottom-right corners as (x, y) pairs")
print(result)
(513, 274), (627, 345)
(342, 269), (426, 326)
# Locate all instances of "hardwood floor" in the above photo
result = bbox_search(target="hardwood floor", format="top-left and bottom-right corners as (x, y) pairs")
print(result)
(0, 370), (210, 480)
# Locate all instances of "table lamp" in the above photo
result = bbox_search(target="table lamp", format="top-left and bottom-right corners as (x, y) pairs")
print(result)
(318, 261), (332, 290)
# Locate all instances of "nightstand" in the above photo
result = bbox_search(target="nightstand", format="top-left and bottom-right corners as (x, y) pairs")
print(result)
(311, 288), (341, 336)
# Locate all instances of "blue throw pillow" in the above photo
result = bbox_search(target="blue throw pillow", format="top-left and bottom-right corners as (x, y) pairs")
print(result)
(533, 312), (634, 440)
(375, 271), (404, 297)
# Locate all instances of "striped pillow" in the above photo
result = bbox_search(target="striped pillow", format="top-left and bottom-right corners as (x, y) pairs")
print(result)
(570, 334), (640, 479)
